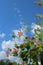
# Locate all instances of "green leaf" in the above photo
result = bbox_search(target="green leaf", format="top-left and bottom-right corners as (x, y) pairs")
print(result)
(14, 62), (18, 65)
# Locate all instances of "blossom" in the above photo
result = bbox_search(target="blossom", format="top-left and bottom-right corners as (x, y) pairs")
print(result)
(30, 37), (35, 42)
(31, 23), (41, 34)
(2, 40), (15, 50)
(6, 51), (10, 57)
(0, 51), (7, 60)
(12, 27), (27, 45)
(8, 56), (22, 64)
(32, 23), (41, 29)
(18, 31), (23, 37)
(36, 43), (41, 48)
(12, 48), (18, 54)
(12, 29), (26, 38)
(12, 25), (27, 38)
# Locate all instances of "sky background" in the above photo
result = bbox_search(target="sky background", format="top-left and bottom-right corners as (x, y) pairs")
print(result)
(0, 0), (43, 51)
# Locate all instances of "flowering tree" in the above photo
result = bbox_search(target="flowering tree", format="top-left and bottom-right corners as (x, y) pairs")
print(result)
(11, 22), (43, 65)
(0, 21), (43, 65)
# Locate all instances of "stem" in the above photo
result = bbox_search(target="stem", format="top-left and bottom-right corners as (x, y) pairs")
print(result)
(23, 61), (24, 65)
(37, 55), (41, 65)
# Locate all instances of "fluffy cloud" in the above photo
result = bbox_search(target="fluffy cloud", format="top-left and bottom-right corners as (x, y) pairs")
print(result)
(0, 51), (7, 60)
(0, 33), (5, 38)
(2, 40), (15, 50)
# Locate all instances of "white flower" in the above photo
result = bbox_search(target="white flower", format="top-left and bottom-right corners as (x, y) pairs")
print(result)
(31, 23), (41, 34)
(32, 23), (41, 29)
(0, 51), (7, 60)
(12, 26), (27, 45)
(8, 56), (16, 62)
(12, 25), (27, 38)
(12, 29), (26, 38)
(28, 58), (33, 64)
(14, 37), (25, 46)
(8, 56), (22, 64)
(2, 40), (15, 50)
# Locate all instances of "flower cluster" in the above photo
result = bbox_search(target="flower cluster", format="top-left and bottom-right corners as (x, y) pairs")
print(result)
(0, 23), (43, 65)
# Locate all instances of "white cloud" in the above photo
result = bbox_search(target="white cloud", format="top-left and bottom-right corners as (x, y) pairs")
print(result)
(0, 51), (7, 60)
(0, 33), (5, 38)
(2, 40), (15, 50)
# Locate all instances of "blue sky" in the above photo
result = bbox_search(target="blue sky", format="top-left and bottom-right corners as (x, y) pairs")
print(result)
(0, 0), (43, 50)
